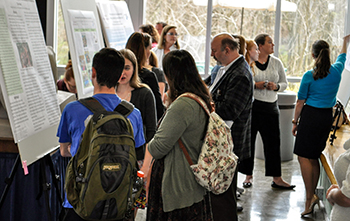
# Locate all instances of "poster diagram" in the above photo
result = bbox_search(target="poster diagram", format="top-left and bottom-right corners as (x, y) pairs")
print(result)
(68, 9), (102, 95)
(0, 0), (60, 143)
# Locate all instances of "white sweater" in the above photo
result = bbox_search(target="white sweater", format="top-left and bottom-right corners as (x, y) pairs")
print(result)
(253, 55), (288, 103)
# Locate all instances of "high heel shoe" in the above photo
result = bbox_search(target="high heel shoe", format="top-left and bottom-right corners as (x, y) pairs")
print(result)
(301, 194), (320, 217)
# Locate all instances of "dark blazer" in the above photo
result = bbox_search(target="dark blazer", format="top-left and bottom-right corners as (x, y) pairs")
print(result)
(209, 56), (253, 161)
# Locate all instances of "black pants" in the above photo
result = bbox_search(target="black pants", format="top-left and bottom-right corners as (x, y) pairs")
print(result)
(59, 208), (87, 221)
(240, 101), (282, 177)
(210, 168), (238, 221)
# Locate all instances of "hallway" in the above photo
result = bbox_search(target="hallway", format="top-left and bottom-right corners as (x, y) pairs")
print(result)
(236, 155), (326, 221)
(136, 154), (328, 221)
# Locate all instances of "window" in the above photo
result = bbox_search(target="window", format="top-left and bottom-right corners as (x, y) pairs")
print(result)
(145, 0), (209, 75)
(280, 0), (347, 92)
(56, 2), (69, 67)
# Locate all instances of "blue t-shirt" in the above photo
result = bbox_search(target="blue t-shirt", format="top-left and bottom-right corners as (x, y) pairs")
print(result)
(57, 93), (145, 208)
(298, 53), (346, 108)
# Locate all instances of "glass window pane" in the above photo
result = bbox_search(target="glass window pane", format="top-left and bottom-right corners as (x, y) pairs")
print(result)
(57, 2), (69, 67)
(279, 0), (347, 78)
(145, 0), (208, 75)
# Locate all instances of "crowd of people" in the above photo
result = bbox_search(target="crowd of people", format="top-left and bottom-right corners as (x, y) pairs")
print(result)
(56, 21), (350, 221)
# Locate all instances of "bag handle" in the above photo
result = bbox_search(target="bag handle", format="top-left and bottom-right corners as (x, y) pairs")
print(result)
(178, 93), (211, 116)
(177, 93), (210, 166)
(178, 139), (194, 165)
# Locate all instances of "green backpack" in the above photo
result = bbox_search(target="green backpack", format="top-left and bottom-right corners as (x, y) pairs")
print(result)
(65, 97), (140, 220)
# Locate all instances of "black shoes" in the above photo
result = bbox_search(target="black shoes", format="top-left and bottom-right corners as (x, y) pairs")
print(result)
(237, 203), (243, 212)
(243, 182), (252, 188)
(271, 181), (296, 190)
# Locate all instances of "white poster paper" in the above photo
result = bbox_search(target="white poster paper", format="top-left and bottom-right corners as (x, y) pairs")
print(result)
(67, 10), (102, 96)
(345, 43), (350, 71)
(96, 1), (134, 49)
(0, 0), (60, 143)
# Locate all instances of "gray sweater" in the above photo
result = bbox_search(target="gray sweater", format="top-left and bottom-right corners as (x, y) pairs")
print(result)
(148, 96), (208, 212)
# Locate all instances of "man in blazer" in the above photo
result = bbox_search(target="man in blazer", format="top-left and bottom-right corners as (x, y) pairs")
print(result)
(208, 33), (253, 221)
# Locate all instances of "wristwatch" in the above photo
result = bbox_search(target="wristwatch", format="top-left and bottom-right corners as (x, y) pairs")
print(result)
(292, 119), (298, 125)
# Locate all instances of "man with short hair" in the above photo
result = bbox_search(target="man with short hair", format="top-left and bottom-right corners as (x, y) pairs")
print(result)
(155, 21), (167, 35)
(208, 33), (253, 221)
(57, 48), (145, 221)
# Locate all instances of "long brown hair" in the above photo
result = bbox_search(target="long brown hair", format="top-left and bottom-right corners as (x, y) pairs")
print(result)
(126, 32), (147, 73)
(139, 24), (159, 44)
(163, 50), (213, 112)
(64, 60), (74, 81)
(118, 49), (147, 89)
(312, 40), (331, 80)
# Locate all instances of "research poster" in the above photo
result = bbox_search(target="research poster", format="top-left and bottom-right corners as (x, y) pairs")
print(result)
(0, 0), (60, 143)
(96, 1), (134, 49)
(67, 9), (102, 95)
(345, 43), (350, 71)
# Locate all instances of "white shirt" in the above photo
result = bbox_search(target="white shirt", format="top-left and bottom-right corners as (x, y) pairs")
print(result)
(209, 55), (242, 92)
(152, 45), (177, 70)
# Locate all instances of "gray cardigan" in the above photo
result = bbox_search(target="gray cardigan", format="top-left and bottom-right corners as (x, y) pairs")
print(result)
(148, 96), (208, 212)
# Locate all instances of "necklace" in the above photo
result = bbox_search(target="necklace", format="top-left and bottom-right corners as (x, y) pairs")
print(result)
(119, 91), (131, 101)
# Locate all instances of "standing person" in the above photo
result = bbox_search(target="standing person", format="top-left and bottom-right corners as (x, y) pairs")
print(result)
(232, 34), (247, 56)
(326, 138), (350, 221)
(244, 39), (259, 74)
(139, 24), (160, 48)
(155, 21), (167, 36)
(146, 49), (213, 221)
(126, 32), (165, 121)
(152, 25), (180, 70)
(116, 48), (156, 170)
(208, 33), (253, 221)
(143, 34), (167, 100)
(56, 60), (77, 94)
(205, 34), (246, 86)
(239, 34), (295, 190)
(293, 35), (350, 217)
(57, 48), (145, 221)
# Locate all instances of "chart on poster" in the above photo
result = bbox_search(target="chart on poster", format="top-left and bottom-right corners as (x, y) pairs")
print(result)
(61, 0), (105, 99)
(0, 0), (61, 165)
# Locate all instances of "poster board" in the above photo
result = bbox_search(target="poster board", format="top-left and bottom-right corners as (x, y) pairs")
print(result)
(96, 1), (134, 50)
(0, 0), (61, 166)
(60, 0), (105, 99)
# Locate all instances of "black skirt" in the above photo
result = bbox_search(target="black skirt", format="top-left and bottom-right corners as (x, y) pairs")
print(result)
(146, 158), (213, 221)
(293, 105), (333, 159)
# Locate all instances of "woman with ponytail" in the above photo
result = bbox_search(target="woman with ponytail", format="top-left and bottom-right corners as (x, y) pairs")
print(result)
(293, 35), (350, 217)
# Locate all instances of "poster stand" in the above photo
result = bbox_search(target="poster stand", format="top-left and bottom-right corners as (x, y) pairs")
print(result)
(0, 153), (62, 221)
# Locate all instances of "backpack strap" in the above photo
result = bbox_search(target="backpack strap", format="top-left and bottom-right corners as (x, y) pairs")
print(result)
(178, 93), (211, 116)
(79, 97), (106, 114)
(178, 139), (194, 165)
(115, 100), (134, 117)
(177, 93), (210, 166)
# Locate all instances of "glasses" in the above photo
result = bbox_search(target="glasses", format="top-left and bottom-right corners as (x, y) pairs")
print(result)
(166, 32), (178, 37)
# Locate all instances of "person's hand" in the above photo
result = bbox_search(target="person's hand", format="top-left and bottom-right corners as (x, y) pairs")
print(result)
(266, 82), (277, 90)
(326, 184), (339, 206)
(292, 124), (298, 136)
(255, 81), (267, 89)
(344, 34), (350, 43)
(163, 92), (172, 108)
(140, 164), (149, 182)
